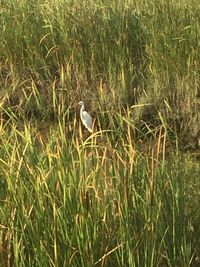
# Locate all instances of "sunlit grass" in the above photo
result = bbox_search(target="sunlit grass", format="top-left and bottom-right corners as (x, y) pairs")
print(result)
(0, 0), (199, 147)
(0, 112), (200, 266)
(0, 0), (200, 266)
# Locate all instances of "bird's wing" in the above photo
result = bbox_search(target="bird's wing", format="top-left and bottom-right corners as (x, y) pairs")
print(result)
(82, 111), (93, 132)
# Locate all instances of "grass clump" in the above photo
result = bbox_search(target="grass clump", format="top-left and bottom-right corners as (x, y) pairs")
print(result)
(0, 0), (200, 266)
(0, 0), (199, 146)
(0, 116), (200, 266)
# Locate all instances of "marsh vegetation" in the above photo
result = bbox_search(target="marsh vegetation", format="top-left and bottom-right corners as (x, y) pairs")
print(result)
(0, 0), (200, 266)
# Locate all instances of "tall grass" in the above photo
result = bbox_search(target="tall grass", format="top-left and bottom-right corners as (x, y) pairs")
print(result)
(0, 0), (199, 146)
(0, 0), (200, 266)
(0, 113), (200, 266)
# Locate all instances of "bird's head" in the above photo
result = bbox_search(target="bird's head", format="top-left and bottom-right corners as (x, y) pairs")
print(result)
(78, 101), (84, 107)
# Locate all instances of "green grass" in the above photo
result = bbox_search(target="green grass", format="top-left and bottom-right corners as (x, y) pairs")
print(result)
(0, 0), (200, 266)
(0, 118), (200, 266)
(0, 0), (199, 143)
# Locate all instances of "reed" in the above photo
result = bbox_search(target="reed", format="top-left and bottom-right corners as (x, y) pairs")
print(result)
(0, 0), (200, 266)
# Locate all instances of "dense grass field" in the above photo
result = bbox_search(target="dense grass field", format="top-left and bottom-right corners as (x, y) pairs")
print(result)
(0, 0), (200, 266)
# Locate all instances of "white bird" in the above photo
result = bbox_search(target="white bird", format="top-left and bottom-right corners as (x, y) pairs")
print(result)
(78, 101), (93, 133)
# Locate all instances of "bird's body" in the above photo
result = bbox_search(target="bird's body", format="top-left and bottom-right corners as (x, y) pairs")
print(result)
(78, 101), (93, 133)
